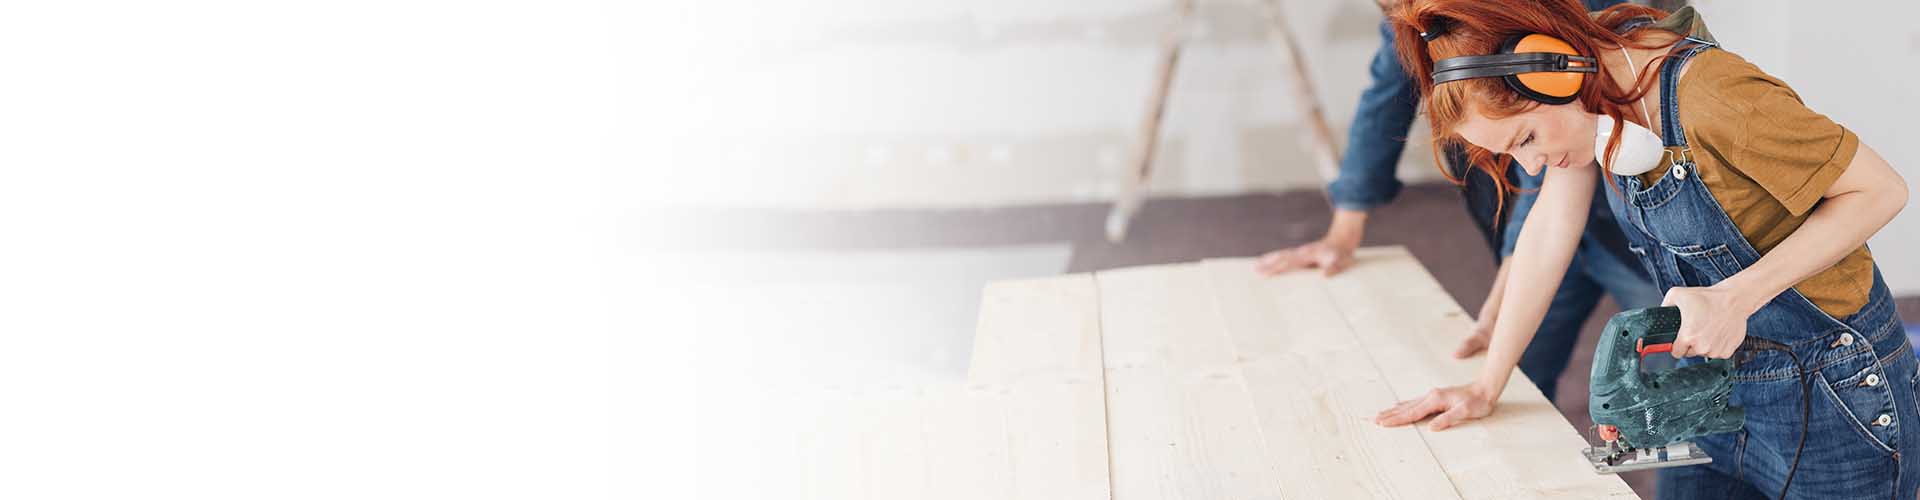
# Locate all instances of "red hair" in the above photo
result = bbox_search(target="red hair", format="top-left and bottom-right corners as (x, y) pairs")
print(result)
(1387, 0), (1674, 211)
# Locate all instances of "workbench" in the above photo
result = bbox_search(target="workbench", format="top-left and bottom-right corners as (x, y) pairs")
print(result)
(802, 246), (1636, 499)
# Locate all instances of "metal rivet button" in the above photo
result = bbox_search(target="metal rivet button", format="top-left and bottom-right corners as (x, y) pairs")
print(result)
(1838, 333), (1855, 347)
(1866, 374), (1881, 387)
(1875, 414), (1893, 426)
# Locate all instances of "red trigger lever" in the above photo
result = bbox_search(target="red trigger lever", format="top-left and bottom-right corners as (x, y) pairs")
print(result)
(1636, 338), (1675, 358)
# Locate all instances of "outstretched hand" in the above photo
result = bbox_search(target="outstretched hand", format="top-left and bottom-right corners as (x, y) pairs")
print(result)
(1255, 238), (1357, 277)
(1452, 320), (1494, 359)
(1374, 383), (1497, 431)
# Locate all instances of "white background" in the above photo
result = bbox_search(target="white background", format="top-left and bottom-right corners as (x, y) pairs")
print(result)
(3, 1), (1914, 499)
(1, 2), (624, 498)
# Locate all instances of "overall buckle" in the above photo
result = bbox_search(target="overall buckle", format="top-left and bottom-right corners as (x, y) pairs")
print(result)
(1662, 147), (1693, 180)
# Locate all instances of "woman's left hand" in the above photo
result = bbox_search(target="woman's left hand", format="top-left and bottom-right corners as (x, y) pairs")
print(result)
(1374, 383), (1496, 431)
(1662, 285), (1755, 359)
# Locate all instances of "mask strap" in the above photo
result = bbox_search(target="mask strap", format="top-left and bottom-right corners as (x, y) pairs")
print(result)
(1623, 46), (1690, 178)
(1619, 47), (1655, 127)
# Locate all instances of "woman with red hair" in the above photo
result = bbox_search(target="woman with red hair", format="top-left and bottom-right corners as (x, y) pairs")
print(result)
(1368, 1), (1916, 498)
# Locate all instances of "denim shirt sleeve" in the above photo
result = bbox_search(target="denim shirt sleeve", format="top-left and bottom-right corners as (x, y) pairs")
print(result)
(1500, 167), (1544, 257)
(1326, 21), (1416, 211)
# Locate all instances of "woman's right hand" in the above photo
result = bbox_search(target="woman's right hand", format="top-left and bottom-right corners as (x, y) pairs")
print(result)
(1453, 320), (1495, 359)
(1255, 238), (1358, 277)
(1256, 209), (1366, 277)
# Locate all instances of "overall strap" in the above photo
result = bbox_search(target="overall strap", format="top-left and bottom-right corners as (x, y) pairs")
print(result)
(1613, 16), (1656, 35)
(1656, 40), (1716, 151)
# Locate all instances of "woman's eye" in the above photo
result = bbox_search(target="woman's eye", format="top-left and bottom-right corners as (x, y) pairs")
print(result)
(1519, 132), (1535, 148)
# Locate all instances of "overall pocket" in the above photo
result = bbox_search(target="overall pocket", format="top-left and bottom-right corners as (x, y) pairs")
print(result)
(1664, 243), (1739, 287)
(1814, 355), (1900, 456)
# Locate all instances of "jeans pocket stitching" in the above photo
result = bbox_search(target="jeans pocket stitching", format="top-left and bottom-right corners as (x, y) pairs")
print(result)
(1815, 366), (1899, 456)
(1631, 169), (1690, 210)
(1664, 243), (1735, 284)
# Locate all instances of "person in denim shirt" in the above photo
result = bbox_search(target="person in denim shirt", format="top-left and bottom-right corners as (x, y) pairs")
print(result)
(1255, 0), (1659, 402)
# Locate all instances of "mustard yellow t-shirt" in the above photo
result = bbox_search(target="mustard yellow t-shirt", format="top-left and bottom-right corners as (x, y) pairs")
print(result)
(1635, 13), (1868, 317)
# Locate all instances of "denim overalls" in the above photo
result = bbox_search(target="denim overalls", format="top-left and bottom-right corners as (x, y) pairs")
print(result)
(1602, 37), (1920, 500)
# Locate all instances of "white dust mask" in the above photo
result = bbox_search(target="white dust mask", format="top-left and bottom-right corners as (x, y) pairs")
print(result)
(1596, 45), (1666, 176)
(1596, 113), (1665, 176)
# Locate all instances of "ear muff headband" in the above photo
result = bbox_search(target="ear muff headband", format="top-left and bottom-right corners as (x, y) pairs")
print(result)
(1430, 34), (1595, 105)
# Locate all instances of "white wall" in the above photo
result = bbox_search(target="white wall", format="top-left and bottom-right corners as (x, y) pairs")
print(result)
(614, 0), (1445, 209)
(1691, 0), (1920, 293)
(619, 1), (1920, 292)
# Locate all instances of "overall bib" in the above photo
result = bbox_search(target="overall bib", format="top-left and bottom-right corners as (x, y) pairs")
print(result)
(1603, 38), (1920, 499)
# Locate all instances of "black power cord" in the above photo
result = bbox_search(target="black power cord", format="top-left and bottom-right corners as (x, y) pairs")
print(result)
(1741, 338), (1808, 499)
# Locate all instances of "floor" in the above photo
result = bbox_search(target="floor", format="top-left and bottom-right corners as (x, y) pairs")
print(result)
(633, 182), (1920, 499)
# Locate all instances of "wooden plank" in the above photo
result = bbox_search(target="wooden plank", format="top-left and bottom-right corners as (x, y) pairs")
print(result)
(1322, 247), (1636, 498)
(862, 387), (932, 500)
(1201, 258), (1462, 499)
(920, 386), (1014, 500)
(802, 386), (870, 500)
(1096, 263), (1292, 499)
(965, 274), (1110, 500)
(803, 383), (1016, 500)
(803, 273), (1108, 500)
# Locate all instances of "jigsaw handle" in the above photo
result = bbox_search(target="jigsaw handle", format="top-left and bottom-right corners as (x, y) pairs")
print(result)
(1593, 307), (1736, 380)
(1589, 306), (1744, 448)
(1593, 307), (1681, 387)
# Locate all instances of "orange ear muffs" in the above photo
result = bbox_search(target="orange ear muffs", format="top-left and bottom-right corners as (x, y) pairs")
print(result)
(1431, 33), (1597, 105)
(1505, 34), (1588, 103)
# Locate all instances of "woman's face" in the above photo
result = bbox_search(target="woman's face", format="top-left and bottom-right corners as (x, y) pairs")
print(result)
(1454, 101), (1597, 176)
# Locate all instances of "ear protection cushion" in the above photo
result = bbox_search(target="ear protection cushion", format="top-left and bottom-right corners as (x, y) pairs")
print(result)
(1502, 34), (1587, 105)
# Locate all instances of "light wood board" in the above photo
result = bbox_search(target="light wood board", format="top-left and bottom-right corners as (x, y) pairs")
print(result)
(799, 246), (1634, 499)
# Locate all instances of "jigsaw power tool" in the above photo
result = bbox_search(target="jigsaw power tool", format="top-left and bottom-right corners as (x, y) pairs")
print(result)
(1582, 306), (1745, 474)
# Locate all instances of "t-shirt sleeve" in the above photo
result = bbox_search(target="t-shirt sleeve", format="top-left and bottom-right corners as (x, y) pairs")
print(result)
(1697, 66), (1859, 216)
